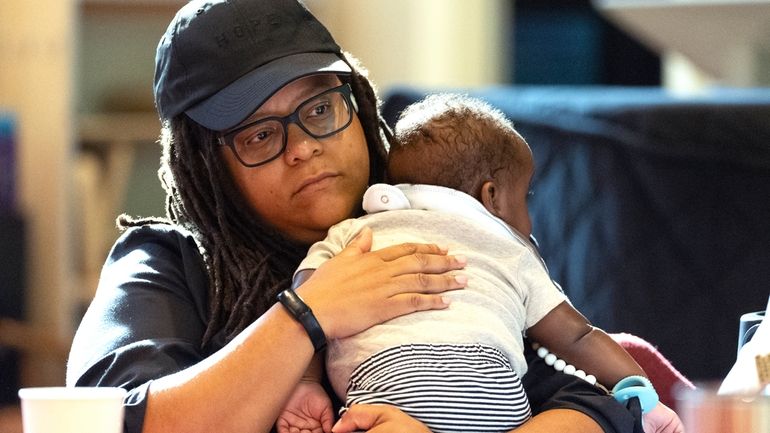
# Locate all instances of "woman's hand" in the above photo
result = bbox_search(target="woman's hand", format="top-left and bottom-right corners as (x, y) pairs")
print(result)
(298, 227), (467, 339)
(331, 404), (431, 433)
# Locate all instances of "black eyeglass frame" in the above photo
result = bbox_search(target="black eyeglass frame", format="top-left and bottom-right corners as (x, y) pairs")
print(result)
(217, 83), (355, 168)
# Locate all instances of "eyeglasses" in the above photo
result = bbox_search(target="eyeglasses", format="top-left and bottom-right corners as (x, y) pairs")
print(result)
(218, 83), (356, 167)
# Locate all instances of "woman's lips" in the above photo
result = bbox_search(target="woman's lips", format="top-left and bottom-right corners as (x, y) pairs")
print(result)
(294, 172), (338, 196)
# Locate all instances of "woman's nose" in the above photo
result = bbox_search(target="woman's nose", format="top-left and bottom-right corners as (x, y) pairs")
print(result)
(283, 123), (323, 164)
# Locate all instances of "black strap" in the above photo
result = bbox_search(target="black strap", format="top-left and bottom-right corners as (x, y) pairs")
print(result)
(277, 288), (327, 352)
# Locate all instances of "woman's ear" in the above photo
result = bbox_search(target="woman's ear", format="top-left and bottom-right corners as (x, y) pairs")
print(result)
(480, 180), (500, 217)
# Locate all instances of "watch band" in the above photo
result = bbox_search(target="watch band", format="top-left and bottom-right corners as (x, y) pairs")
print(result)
(277, 288), (327, 352)
(612, 375), (659, 414)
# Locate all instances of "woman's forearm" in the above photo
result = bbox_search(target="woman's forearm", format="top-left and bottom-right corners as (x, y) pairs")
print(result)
(142, 304), (314, 433)
(140, 234), (465, 433)
(514, 409), (604, 433)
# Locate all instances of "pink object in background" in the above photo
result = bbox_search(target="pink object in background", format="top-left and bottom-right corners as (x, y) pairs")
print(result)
(611, 332), (695, 411)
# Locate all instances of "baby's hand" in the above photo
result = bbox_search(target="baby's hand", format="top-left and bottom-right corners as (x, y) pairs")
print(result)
(276, 380), (334, 433)
(643, 402), (685, 433)
(332, 404), (432, 433)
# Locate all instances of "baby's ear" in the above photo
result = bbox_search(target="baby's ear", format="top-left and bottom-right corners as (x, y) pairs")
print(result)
(480, 180), (500, 217)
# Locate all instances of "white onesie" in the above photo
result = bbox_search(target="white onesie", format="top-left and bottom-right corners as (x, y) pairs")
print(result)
(297, 184), (567, 433)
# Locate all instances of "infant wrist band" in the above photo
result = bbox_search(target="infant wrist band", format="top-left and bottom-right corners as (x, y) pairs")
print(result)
(612, 375), (659, 414)
(277, 289), (327, 352)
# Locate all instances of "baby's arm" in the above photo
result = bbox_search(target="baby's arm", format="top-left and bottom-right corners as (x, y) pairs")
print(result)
(276, 352), (334, 433)
(526, 301), (645, 387)
(527, 302), (684, 433)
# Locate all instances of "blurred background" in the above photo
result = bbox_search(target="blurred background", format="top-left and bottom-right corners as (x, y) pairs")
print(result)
(1, 0), (769, 426)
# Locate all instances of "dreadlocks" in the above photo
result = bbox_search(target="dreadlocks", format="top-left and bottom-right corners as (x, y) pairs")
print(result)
(118, 54), (389, 346)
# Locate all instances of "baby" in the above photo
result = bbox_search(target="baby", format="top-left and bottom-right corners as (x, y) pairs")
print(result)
(278, 94), (683, 433)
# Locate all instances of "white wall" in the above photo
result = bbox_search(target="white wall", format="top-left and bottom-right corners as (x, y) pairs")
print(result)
(0, 0), (77, 385)
(595, 0), (770, 89)
(306, 0), (512, 93)
(77, 1), (513, 114)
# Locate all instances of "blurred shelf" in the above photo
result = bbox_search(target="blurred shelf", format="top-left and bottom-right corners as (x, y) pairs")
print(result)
(77, 112), (162, 303)
(79, 112), (160, 146)
(80, 0), (186, 14)
(594, 0), (770, 85)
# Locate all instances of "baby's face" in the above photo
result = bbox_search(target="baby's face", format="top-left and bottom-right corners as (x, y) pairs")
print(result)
(493, 152), (534, 237)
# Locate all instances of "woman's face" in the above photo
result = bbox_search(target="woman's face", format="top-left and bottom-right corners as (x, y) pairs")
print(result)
(220, 74), (370, 244)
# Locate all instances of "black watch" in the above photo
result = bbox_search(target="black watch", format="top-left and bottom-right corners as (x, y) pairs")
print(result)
(277, 288), (327, 352)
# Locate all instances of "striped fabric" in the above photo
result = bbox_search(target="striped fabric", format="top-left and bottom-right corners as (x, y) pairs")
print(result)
(345, 344), (531, 432)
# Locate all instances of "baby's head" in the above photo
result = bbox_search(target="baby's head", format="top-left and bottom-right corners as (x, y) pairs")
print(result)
(388, 93), (534, 235)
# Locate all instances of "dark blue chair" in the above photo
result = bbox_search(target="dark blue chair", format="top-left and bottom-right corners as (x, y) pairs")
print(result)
(382, 86), (770, 381)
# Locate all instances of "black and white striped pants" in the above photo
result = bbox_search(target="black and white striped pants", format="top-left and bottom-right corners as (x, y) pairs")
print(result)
(344, 343), (531, 433)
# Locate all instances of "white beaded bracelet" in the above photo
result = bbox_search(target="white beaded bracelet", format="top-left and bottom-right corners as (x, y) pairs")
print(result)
(532, 342), (600, 387)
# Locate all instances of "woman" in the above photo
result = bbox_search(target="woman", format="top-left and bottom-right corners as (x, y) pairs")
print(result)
(67, 1), (654, 432)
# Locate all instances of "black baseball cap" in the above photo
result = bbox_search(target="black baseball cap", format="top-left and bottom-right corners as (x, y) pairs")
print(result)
(154, 0), (351, 131)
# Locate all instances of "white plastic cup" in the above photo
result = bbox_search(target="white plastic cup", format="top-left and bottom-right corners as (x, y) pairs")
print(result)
(18, 387), (127, 433)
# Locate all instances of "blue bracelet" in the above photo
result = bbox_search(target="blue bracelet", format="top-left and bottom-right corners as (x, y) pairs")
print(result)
(612, 375), (659, 414)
